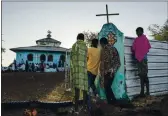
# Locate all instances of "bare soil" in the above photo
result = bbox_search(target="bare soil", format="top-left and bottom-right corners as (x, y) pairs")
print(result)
(1, 72), (73, 102)
(1, 72), (167, 116)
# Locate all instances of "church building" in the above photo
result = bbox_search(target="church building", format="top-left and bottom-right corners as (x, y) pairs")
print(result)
(10, 31), (70, 67)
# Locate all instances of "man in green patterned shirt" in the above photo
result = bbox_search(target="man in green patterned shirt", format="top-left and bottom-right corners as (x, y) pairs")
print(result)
(70, 33), (88, 113)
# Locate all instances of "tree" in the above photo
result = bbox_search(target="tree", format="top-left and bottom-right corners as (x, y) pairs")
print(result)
(148, 19), (168, 42)
(83, 31), (98, 47)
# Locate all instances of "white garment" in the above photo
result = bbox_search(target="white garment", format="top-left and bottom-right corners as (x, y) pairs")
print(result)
(12, 64), (15, 71)
(21, 64), (25, 70)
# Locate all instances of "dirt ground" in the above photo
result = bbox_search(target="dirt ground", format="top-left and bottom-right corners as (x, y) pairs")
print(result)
(1, 98), (164, 116)
(1, 72), (167, 116)
(1, 72), (73, 102)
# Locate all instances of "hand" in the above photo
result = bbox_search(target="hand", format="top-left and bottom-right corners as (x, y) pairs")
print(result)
(110, 69), (114, 77)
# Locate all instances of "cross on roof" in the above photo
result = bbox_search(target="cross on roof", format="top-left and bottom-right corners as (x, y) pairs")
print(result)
(48, 30), (52, 34)
(96, 4), (119, 24)
(47, 30), (52, 38)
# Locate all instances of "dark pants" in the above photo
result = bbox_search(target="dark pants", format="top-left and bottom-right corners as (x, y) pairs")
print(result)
(74, 87), (88, 111)
(139, 74), (149, 95)
(88, 71), (97, 95)
(104, 72), (116, 104)
(137, 59), (149, 95)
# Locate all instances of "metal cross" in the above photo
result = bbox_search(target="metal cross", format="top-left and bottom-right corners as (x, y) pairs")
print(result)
(96, 4), (119, 24)
(48, 30), (52, 34)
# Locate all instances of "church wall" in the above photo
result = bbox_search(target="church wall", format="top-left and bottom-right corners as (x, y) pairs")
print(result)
(15, 51), (69, 66)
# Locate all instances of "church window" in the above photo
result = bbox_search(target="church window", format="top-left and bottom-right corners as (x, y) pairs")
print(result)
(40, 54), (46, 61)
(27, 54), (33, 61)
(48, 55), (53, 62)
(58, 54), (65, 67)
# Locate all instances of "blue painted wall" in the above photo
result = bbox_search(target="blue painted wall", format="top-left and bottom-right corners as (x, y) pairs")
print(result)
(15, 51), (70, 66)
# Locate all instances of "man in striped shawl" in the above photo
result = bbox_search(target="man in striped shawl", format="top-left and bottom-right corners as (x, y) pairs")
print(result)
(70, 33), (88, 113)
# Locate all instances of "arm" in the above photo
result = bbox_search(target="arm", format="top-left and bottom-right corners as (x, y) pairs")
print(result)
(112, 48), (121, 74)
(100, 48), (105, 77)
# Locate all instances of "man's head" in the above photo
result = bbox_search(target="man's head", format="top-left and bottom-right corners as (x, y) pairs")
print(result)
(91, 39), (98, 48)
(77, 33), (85, 41)
(100, 37), (108, 47)
(136, 27), (144, 37)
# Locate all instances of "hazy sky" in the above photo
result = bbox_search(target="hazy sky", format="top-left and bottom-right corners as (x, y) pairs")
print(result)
(2, 2), (168, 66)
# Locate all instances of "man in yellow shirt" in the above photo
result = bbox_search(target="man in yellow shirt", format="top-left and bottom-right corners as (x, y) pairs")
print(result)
(87, 39), (100, 96)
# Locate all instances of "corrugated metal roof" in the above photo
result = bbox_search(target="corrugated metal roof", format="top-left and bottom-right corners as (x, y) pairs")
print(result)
(36, 38), (61, 44)
(124, 37), (168, 99)
(10, 45), (71, 52)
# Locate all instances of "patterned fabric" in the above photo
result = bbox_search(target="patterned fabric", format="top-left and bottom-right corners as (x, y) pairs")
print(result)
(100, 44), (121, 87)
(137, 59), (148, 76)
(70, 40), (88, 91)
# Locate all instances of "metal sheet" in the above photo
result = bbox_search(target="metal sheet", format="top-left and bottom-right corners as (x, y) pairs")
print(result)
(127, 84), (168, 95)
(126, 77), (168, 87)
(125, 46), (168, 56)
(124, 37), (168, 50)
(125, 62), (168, 70)
(126, 70), (168, 78)
(125, 54), (168, 63)
(124, 37), (168, 98)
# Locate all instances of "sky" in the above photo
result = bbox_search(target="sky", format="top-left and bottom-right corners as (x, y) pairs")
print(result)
(2, 2), (168, 66)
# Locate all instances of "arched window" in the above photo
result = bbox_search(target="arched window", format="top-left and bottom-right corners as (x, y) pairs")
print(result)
(27, 54), (33, 61)
(40, 54), (46, 61)
(58, 54), (65, 67)
(48, 55), (53, 62)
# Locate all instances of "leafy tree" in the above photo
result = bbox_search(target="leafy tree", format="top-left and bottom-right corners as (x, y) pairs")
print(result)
(148, 20), (168, 42)
(83, 31), (98, 47)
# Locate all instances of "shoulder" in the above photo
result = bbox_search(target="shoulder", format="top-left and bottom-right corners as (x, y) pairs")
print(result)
(111, 47), (118, 54)
(88, 47), (91, 52)
(112, 47), (118, 51)
(72, 42), (76, 48)
(133, 38), (138, 43)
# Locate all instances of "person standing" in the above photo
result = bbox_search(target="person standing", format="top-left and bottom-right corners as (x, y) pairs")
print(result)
(99, 37), (121, 104)
(32, 63), (35, 72)
(70, 33), (88, 114)
(87, 39), (100, 97)
(132, 27), (151, 97)
(25, 60), (29, 72)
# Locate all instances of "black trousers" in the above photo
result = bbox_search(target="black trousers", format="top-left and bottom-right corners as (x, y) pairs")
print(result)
(74, 88), (88, 111)
(137, 59), (149, 95)
(104, 73), (116, 104)
(139, 74), (149, 95)
(88, 71), (97, 95)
